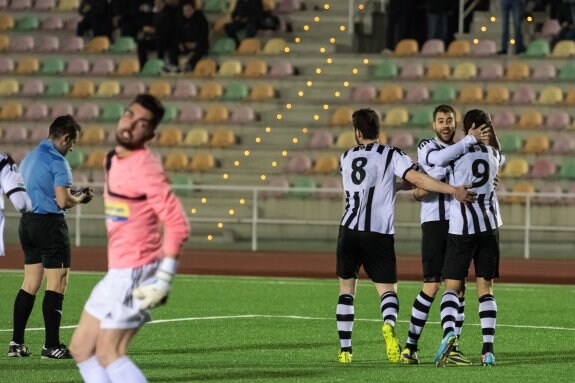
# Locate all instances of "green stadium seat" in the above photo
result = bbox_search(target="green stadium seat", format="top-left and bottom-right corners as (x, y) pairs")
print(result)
(558, 63), (575, 81)
(525, 39), (550, 57)
(140, 58), (164, 76)
(100, 103), (124, 121)
(45, 79), (69, 96)
(288, 177), (316, 199)
(410, 107), (434, 126)
(66, 149), (85, 169)
(109, 36), (136, 53)
(210, 37), (236, 55)
(163, 105), (178, 122)
(499, 134), (523, 153)
(558, 159), (575, 179)
(170, 173), (194, 197)
(221, 82), (248, 101)
(204, 0), (227, 13)
(41, 57), (65, 74)
(431, 84), (456, 102)
(15, 15), (39, 31)
(373, 61), (397, 79)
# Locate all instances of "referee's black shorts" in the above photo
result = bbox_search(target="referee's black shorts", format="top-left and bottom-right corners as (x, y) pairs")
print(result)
(19, 213), (71, 269)
(442, 229), (500, 281)
(336, 226), (397, 284)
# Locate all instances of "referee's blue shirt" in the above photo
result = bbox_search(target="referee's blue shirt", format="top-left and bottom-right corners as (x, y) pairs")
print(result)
(20, 139), (73, 215)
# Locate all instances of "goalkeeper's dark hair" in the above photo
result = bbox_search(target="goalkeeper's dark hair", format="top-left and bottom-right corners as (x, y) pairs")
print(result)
(49, 115), (81, 140)
(352, 108), (380, 140)
(463, 109), (490, 134)
(132, 94), (165, 130)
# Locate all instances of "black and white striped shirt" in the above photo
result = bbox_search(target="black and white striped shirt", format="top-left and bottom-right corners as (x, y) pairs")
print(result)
(340, 143), (416, 234)
(447, 144), (505, 235)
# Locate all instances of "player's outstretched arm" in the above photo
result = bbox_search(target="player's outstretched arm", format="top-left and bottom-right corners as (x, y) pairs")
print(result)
(132, 256), (178, 310)
(405, 169), (476, 204)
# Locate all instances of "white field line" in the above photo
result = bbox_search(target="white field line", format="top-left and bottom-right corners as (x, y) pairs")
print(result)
(1, 314), (573, 333)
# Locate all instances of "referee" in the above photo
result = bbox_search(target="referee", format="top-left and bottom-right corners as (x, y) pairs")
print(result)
(8, 115), (94, 359)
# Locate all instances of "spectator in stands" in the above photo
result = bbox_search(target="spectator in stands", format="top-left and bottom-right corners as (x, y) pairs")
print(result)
(76, 0), (111, 39)
(110, 0), (155, 39)
(165, 0), (209, 73)
(385, 0), (417, 50)
(136, 0), (178, 69)
(498, 0), (527, 54)
(426, 0), (451, 43)
(224, 0), (264, 47)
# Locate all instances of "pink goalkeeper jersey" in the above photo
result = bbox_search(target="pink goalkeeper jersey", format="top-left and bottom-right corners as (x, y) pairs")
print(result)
(104, 148), (189, 269)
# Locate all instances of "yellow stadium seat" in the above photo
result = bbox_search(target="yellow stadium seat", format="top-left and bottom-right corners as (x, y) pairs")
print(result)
(0, 15), (15, 31)
(426, 61), (450, 79)
(0, 101), (23, 120)
(335, 130), (356, 149)
(83, 149), (108, 169)
(210, 128), (236, 148)
(383, 107), (409, 126)
(115, 57), (140, 75)
(58, 0), (80, 11)
(377, 85), (404, 103)
(189, 151), (215, 172)
(0, 35), (9, 52)
(15, 56), (39, 75)
(243, 59), (267, 77)
(69, 79), (95, 98)
(236, 37), (261, 54)
(506, 61), (530, 80)
(148, 80), (172, 99)
(565, 88), (575, 106)
(263, 38), (287, 54)
(538, 86), (563, 104)
(212, 15), (231, 33)
(329, 107), (353, 127)
(518, 110), (543, 129)
(197, 81), (223, 100)
(157, 126), (183, 146)
(508, 182), (535, 204)
(248, 83), (274, 101)
(458, 85), (483, 103)
(192, 58), (217, 77)
(0, 79), (19, 96)
(218, 59), (242, 76)
(520, 135), (550, 154)
(452, 62), (477, 79)
(394, 39), (418, 56)
(80, 126), (105, 145)
(485, 85), (510, 104)
(313, 154), (339, 174)
(184, 127), (209, 146)
(84, 36), (110, 53)
(262, 0), (276, 11)
(501, 158), (529, 177)
(446, 40), (470, 56)
(96, 80), (120, 97)
(551, 40), (575, 57)
(379, 132), (388, 144)
(164, 152), (189, 171)
(203, 104), (229, 123)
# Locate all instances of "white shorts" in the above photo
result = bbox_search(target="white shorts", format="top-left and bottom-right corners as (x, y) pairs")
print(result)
(84, 260), (159, 329)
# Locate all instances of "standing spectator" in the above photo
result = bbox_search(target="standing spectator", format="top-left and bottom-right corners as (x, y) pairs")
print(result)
(0, 152), (31, 257)
(76, 0), (111, 39)
(426, 0), (452, 43)
(335, 108), (475, 364)
(499, 0), (527, 54)
(8, 115), (94, 359)
(137, 0), (178, 69)
(224, 0), (264, 47)
(69, 94), (189, 382)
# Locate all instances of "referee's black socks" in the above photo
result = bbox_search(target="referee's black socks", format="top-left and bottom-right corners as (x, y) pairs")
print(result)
(43, 290), (64, 348)
(12, 289), (36, 344)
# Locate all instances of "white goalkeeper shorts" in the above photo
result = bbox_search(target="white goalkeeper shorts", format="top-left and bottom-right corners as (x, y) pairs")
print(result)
(84, 260), (160, 329)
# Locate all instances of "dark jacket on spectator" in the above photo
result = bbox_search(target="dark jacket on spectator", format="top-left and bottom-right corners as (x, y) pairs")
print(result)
(177, 10), (209, 51)
(232, 0), (264, 22)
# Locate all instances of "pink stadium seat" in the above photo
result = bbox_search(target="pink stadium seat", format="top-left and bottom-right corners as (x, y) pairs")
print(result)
(61, 36), (84, 52)
(350, 84), (377, 102)
(41, 16), (63, 30)
(399, 62), (424, 79)
(0, 0), (7, 6)
(564, 184), (575, 205)
(177, 104), (203, 123)
(389, 131), (414, 150)
(531, 62), (556, 80)
(64, 16), (81, 32)
(541, 19), (561, 38)
(545, 110), (570, 129)
(492, 110), (517, 128)
(0, 57), (15, 73)
(34, 0), (55, 10)
(550, 135), (575, 154)
(66, 57), (89, 74)
(277, 0), (301, 13)
(470, 39), (497, 56)
(122, 81), (146, 97)
(316, 177), (343, 200)
(286, 153), (312, 174)
(24, 102), (48, 120)
(91, 58), (115, 75)
(262, 177), (290, 198)
(230, 105), (256, 124)
(50, 103), (74, 119)
(9, 35), (34, 52)
(172, 80), (197, 99)
(28, 125), (49, 143)
(478, 62), (503, 80)
(534, 184), (563, 205)
(9, 148), (29, 165)
(9, 0), (32, 10)
(37, 36), (59, 52)
(512, 85), (536, 104)
(268, 60), (293, 77)
(21, 79), (44, 96)
(405, 85), (429, 102)
(3, 126), (28, 143)
(529, 158), (557, 178)
(420, 39), (445, 55)
(76, 103), (100, 120)
(308, 129), (333, 149)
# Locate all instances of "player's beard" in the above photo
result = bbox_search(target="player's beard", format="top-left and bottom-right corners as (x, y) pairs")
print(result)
(115, 132), (146, 150)
(437, 129), (455, 144)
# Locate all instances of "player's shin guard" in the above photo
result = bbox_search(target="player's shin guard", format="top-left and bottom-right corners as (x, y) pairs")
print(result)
(336, 294), (354, 353)
(406, 291), (434, 349)
(380, 291), (399, 326)
(478, 294), (497, 355)
(439, 290), (459, 336)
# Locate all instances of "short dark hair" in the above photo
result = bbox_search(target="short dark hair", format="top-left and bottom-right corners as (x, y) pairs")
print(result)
(463, 109), (490, 134)
(352, 108), (379, 140)
(49, 115), (81, 139)
(132, 94), (165, 129)
(432, 104), (456, 121)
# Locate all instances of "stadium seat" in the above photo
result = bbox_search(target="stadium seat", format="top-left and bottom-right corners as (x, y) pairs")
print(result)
(121, 81), (146, 97)
(248, 83), (274, 101)
(21, 78), (44, 96)
(184, 127), (209, 146)
(37, 35), (59, 52)
(99, 103), (123, 121)
(316, 177), (343, 200)
(236, 38), (261, 54)
(313, 154), (339, 174)
(508, 182), (535, 204)
(485, 85), (510, 104)
(14, 15), (38, 31)
(244, 59), (268, 77)
(452, 62), (477, 79)
(0, 14), (14, 31)
(76, 103), (100, 120)
(518, 110), (543, 129)
(192, 58), (217, 77)
(177, 104), (203, 123)
(558, 63), (575, 81)
(170, 174), (194, 197)
(545, 110), (570, 130)
(529, 158), (557, 179)
(41, 57), (64, 74)
(110, 36), (135, 53)
(0, 101), (23, 120)
(538, 86), (563, 104)
(84, 36), (110, 53)
(287, 154), (312, 174)
(45, 79), (69, 96)
(3, 126), (28, 143)
(540, 19), (561, 37)
(148, 80), (172, 99)
(80, 126), (105, 145)
(492, 110), (517, 128)
(66, 57), (90, 75)
(308, 129), (333, 149)
(116, 57), (140, 76)
(263, 38), (287, 54)
(551, 40), (575, 57)
(550, 135), (575, 154)
(288, 176), (316, 199)
(83, 149), (108, 169)
(164, 152), (189, 171)
(23, 102), (48, 120)
(394, 39), (418, 56)
(96, 80), (120, 97)
(218, 59), (242, 76)
(470, 39), (496, 56)
(157, 126), (183, 146)
(499, 134), (522, 152)
(40, 16), (63, 30)
(377, 84), (404, 103)
(533, 184), (563, 205)
(0, 57), (14, 73)
(383, 107), (409, 126)
(277, 0), (301, 13)
(91, 58), (115, 75)
(558, 158), (575, 179)
(222, 82), (248, 101)
(426, 61), (450, 79)
(58, 0), (79, 10)
(531, 62), (556, 80)
(501, 158), (529, 177)
(373, 61), (397, 79)
(197, 81), (223, 100)
(172, 80), (197, 99)
(335, 130), (357, 149)
(66, 149), (85, 169)
(203, 104), (229, 123)
(506, 61), (530, 80)
(420, 39), (445, 55)
(203, 0), (227, 12)
(399, 62), (424, 79)
(268, 60), (293, 77)
(14, 56), (39, 75)
(230, 105), (255, 123)
(0, 35), (9, 52)
(446, 40), (470, 56)
(69, 79), (95, 98)
(389, 131), (414, 149)
(189, 151), (215, 172)
(162, 104), (178, 122)
(351, 84), (377, 102)
(405, 85), (429, 102)
(521, 135), (550, 154)
(431, 84), (456, 102)
(410, 107), (433, 125)
(262, 177), (289, 199)
(511, 85), (536, 104)
(28, 125), (49, 143)
(210, 128), (235, 148)
(566, 88), (575, 105)
(50, 102), (74, 119)
(525, 39), (550, 57)
(329, 107), (353, 127)
(478, 62), (503, 80)
(458, 85), (483, 103)
(0, 78), (18, 96)
(61, 36), (84, 52)
(210, 37), (236, 55)
(140, 58), (164, 76)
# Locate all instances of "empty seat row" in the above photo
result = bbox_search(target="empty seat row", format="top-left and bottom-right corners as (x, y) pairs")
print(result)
(500, 134), (575, 154)
(0, 34), (133, 53)
(498, 182), (575, 205)
(500, 158), (575, 180)
(0, 13), (80, 32)
(0, 0), (79, 11)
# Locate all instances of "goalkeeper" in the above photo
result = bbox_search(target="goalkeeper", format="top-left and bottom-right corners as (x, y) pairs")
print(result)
(70, 94), (189, 383)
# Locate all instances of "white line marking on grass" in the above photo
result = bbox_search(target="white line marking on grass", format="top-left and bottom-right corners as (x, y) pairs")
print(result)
(2, 314), (574, 333)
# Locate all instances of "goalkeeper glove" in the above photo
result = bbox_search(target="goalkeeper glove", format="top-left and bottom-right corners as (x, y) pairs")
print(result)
(132, 257), (178, 310)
